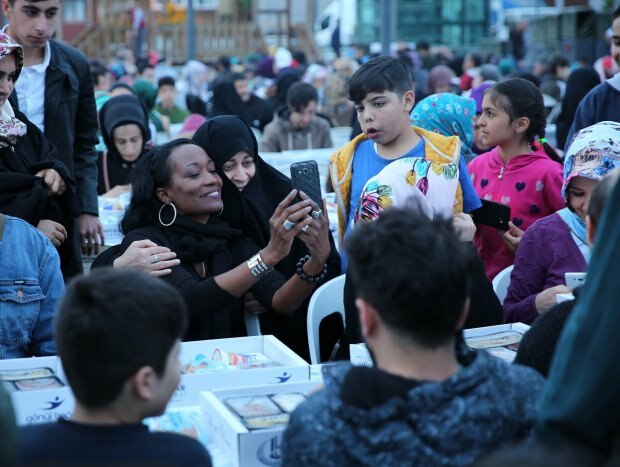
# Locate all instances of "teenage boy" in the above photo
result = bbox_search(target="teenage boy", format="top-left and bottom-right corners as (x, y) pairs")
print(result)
(282, 208), (544, 466)
(565, 6), (620, 150)
(3, 0), (104, 261)
(261, 81), (332, 152)
(15, 269), (212, 466)
(156, 76), (189, 124)
(330, 56), (481, 263)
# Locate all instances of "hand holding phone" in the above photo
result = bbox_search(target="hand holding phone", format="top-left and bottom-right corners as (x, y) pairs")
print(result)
(290, 160), (323, 210)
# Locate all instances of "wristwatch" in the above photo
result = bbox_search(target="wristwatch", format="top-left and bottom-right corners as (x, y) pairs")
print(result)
(247, 253), (272, 278)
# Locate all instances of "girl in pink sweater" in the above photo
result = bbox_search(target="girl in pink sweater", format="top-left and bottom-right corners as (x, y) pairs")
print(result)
(468, 78), (565, 280)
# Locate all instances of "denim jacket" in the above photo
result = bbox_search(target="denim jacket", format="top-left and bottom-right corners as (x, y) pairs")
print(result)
(0, 215), (62, 358)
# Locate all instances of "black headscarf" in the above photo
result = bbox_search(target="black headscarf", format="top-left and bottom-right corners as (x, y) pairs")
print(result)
(98, 94), (152, 194)
(209, 80), (254, 125)
(556, 67), (600, 149)
(192, 115), (294, 247)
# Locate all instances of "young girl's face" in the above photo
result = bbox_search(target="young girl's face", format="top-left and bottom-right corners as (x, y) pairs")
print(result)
(113, 124), (144, 162)
(477, 94), (522, 149)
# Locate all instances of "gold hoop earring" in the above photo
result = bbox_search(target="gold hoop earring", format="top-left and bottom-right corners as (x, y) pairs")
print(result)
(158, 202), (177, 227)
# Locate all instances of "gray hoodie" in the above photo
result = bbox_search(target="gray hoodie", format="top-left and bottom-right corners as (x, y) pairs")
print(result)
(260, 107), (332, 152)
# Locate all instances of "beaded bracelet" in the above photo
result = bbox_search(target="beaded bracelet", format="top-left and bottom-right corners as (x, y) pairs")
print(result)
(296, 255), (328, 284)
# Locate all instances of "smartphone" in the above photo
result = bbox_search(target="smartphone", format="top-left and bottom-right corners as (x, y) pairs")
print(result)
(290, 160), (323, 209)
(565, 272), (586, 290)
(471, 199), (511, 230)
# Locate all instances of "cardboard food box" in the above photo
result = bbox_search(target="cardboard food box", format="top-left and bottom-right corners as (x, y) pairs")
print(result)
(170, 335), (310, 408)
(201, 381), (320, 467)
(0, 356), (74, 425)
(349, 323), (531, 365)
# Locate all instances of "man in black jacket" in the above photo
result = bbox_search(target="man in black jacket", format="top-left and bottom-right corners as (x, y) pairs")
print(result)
(4, 0), (103, 269)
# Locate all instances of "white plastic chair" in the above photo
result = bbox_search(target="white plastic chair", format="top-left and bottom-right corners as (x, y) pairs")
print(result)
(307, 275), (346, 364)
(244, 311), (262, 336)
(492, 265), (514, 305)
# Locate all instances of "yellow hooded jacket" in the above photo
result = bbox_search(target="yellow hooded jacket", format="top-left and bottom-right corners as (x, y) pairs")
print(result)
(329, 126), (464, 240)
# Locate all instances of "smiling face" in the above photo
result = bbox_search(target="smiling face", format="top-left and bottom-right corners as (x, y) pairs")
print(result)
(0, 53), (18, 109)
(221, 150), (256, 191)
(566, 176), (597, 220)
(113, 123), (144, 162)
(611, 16), (620, 69)
(354, 90), (415, 146)
(156, 144), (223, 224)
(3, 0), (60, 52)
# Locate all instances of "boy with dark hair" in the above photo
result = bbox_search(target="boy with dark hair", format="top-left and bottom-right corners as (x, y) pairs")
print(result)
(16, 269), (212, 466)
(330, 56), (481, 262)
(261, 81), (332, 152)
(156, 76), (189, 124)
(564, 7), (620, 149)
(282, 208), (544, 466)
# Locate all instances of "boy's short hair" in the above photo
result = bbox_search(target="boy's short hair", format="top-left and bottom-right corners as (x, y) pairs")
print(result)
(230, 72), (247, 82)
(587, 169), (620, 227)
(346, 208), (474, 348)
(286, 82), (318, 112)
(55, 269), (188, 408)
(348, 56), (413, 104)
(612, 6), (620, 21)
(158, 76), (176, 89)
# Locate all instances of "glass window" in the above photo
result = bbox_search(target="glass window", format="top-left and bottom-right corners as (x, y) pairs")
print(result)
(63, 0), (85, 22)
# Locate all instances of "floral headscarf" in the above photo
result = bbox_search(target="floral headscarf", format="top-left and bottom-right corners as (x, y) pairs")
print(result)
(0, 32), (26, 148)
(557, 121), (620, 259)
(562, 121), (620, 201)
(410, 93), (476, 163)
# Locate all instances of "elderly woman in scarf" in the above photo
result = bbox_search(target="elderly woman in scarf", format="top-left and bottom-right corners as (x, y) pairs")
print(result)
(504, 121), (620, 324)
(192, 115), (341, 359)
(0, 32), (81, 278)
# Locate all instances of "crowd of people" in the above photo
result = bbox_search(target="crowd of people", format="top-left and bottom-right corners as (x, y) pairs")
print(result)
(2, 0), (620, 464)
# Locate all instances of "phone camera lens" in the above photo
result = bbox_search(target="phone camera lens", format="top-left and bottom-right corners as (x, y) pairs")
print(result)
(303, 169), (309, 174)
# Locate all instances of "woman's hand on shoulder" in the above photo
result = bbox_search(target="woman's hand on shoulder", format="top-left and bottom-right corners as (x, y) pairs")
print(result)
(114, 239), (180, 277)
(263, 190), (314, 265)
(297, 192), (331, 265)
(37, 219), (67, 248)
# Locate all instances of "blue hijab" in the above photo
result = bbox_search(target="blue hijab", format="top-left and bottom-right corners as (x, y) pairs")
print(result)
(410, 93), (476, 163)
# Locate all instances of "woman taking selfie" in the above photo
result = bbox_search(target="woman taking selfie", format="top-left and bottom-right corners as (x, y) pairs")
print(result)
(119, 138), (331, 341)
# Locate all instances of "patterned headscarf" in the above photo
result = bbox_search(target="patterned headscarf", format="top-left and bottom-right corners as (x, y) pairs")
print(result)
(0, 32), (26, 148)
(410, 93), (476, 163)
(562, 120), (620, 201)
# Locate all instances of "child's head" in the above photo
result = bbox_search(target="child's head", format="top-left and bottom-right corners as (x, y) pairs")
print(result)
(286, 81), (318, 130)
(348, 56), (415, 146)
(100, 94), (151, 162)
(348, 56), (413, 104)
(55, 268), (188, 418)
(481, 78), (561, 162)
(157, 76), (176, 109)
(611, 6), (620, 69)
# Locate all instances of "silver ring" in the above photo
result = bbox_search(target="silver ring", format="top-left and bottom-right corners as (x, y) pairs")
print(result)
(302, 225), (309, 232)
(283, 219), (296, 231)
(311, 209), (322, 219)
(150, 254), (160, 264)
